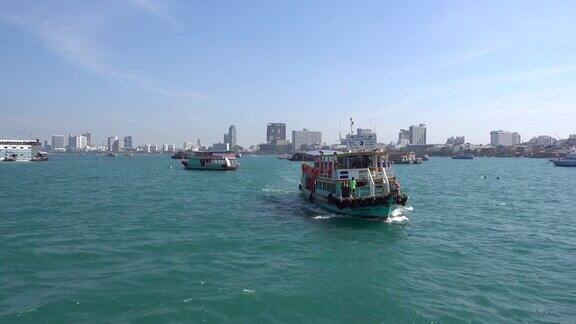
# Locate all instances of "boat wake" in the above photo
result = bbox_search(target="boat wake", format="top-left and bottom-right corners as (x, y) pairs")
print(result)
(312, 215), (335, 220)
(385, 205), (412, 223)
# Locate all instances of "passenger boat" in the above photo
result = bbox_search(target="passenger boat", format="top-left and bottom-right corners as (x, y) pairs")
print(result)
(451, 153), (474, 159)
(181, 151), (239, 170)
(299, 150), (408, 220)
(0, 139), (45, 162)
(551, 150), (576, 167)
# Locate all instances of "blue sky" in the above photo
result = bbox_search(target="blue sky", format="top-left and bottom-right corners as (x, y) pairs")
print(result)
(1, 0), (575, 146)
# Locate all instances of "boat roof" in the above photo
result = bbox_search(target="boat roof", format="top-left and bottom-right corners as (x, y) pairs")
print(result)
(0, 139), (40, 145)
(318, 149), (389, 157)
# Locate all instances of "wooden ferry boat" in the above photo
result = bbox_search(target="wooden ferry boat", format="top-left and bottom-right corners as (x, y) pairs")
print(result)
(299, 150), (408, 220)
(181, 151), (238, 170)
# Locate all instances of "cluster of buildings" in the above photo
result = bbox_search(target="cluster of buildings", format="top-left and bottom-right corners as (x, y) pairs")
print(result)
(424, 131), (576, 158)
(48, 133), (92, 152)
(45, 133), (180, 154)
(22, 122), (576, 158)
(258, 123), (325, 153)
(397, 124), (427, 147)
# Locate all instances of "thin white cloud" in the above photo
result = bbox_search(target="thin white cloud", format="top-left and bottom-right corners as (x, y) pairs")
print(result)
(0, 1), (199, 99)
(127, 0), (182, 29)
(438, 46), (501, 68)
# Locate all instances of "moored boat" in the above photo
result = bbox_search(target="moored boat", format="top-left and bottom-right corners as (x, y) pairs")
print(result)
(451, 153), (474, 159)
(551, 150), (576, 167)
(299, 150), (408, 220)
(181, 151), (239, 170)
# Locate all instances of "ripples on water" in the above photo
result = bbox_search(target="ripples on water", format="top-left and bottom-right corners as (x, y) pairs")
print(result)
(1, 155), (575, 322)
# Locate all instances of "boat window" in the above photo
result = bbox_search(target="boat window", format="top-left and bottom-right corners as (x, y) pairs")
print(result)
(348, 155), (374, 168)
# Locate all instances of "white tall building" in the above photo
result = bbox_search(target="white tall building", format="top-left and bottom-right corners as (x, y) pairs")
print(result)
(397, 129), (410, 147)
(224, 125), (237, 147)
(162, 144), (176, 152)
(107, 136), (118, 152)
(112, 139), (124, 152)
(183, 141), (194, 150)
(409, 124), (427, 145)
(76, 135), (87, 150)
(292, 129), (322, 150)
(490, 130), (521, 146)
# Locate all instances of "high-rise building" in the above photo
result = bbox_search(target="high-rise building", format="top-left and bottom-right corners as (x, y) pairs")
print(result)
(292, 129), (322, 150)
(77, 135), (87, 149)
(52, 135), (65, 151)
(183, 141), (194, 150)
(409, 124), (427, 145)
(223, 125), (237, 148)
(123, 135), (133, 149)
(267, 123), (286, 143)
(67, 135), (76, 149)
(107, 136), (118, 152)
(162, 144), (176, 152)
(397, 129), (410, 147)
(112, 139), (124, 152)
(81, 132), (91, 146)
(490, 130), (521, 146)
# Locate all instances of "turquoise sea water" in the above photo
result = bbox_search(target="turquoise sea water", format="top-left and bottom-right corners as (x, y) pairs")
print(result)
(1, 155), (575, 323)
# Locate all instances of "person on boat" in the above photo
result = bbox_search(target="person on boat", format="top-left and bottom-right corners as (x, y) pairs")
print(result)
(350, 177), (357, 198)
(341, 181), (351, 199)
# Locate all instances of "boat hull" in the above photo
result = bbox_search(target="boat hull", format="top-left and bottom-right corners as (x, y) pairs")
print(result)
(300, 188), (397, 219)
(181, 160), (238, 170)
(553, 161), (576, 167)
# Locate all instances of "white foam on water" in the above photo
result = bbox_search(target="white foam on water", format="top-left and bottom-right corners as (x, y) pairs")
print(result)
(183, 298), (193, 303)
(385, 215), (409, 223)
(17, 304), (41, 315)
(243, 289), (255, 294)
(313, 215), (332, 220)
(386, 205), (411, 223)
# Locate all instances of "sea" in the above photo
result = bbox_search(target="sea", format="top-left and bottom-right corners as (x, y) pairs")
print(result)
(1, 155), (575, 323)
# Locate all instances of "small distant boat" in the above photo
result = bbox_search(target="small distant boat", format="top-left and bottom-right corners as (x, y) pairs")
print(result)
(452, 153), (474, 160)
(106, 152), (118, 157)
(181, 151), (239, 170)
(299, 150), (408, 220)
(550, 150), (576, 167)
(416, 154), (429, 161)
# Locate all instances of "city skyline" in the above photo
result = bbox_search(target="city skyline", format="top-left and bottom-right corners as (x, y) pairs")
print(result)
(1, 1), (576, 145)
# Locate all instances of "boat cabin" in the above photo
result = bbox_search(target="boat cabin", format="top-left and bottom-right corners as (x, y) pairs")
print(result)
(302, 151), (399, 199)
